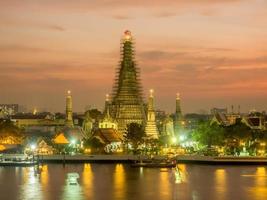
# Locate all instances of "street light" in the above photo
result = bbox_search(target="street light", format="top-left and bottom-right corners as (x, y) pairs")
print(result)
(172, 137), (177, 144)
(179, 135), (186, 142)
(30, 144), (36, 151)
(71, 139), (76, 145)
(29, 144), (37, 163)
(260, 142), (266, 147)
(70, 139), (77, 154)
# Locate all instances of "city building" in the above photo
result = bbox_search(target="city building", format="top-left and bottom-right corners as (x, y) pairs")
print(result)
(145, 89), (159, 139)
(109, 30), (146, 133)
(211, 107), (267, 130)
(211, 105), (242, 126)
(11, 112), (64, 128)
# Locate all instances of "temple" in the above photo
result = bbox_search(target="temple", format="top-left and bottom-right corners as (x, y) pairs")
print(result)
(145, 89), (159, 139)
(110, 30), (146, 133)
(65, 90), (74, 127)
(99, 94), (118, 130)
(174, 93), (183, 135)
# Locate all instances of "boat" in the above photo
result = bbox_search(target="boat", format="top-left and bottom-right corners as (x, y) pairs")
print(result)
(131, 159), (176, 168)
(0, 154), (38, 166)
(67, 173), (80, 185)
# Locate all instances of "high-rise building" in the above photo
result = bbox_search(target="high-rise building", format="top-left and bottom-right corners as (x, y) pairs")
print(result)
(65, 90), (74, 127)
(110, 30), (146, 133)
(145, 89), (159, 139)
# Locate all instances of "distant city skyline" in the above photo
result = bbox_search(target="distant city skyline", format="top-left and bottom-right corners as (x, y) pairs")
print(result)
(0, 0), (267, 113)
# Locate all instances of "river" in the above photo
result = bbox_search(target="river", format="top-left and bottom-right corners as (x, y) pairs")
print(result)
(0, 164), (266, 200)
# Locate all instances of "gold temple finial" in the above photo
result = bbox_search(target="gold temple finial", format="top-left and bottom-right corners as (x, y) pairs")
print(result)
(106, 94), (110, 101)
(176, 92), (180, 100)
(149, 89), (154, 97)
(124, 30), (132, 41)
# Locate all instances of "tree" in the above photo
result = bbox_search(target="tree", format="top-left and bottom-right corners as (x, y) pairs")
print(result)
(124, 123), (145, 153)
(0, 119), (25, 144)
(192, 120), (225, 148)
(88, 109), (102, 121)
(224, 120), (252, 143)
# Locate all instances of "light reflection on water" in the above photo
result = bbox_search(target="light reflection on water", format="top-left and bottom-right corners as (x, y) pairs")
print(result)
(19, 167), (43, 200)
(82, 164), (94, 199)
(61, 176), (83, 200)
(247, 167), (267, 200)
(215, 168), (227, 199)
(0, 164), (267, 200)
(113, 164), (126, 199)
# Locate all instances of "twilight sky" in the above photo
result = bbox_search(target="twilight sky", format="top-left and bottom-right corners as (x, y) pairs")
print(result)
(0, 0), (267, 114)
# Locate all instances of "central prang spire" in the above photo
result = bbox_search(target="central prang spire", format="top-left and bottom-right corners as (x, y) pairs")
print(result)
(112, 30), (143, 104)
(110, 30), (146, 133)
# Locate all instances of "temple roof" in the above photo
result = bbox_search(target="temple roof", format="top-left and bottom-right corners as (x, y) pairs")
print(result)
(92, 128), (122, 144)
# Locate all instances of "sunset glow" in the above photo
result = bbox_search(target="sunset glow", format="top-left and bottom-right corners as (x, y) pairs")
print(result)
(0, 0), (266, 113)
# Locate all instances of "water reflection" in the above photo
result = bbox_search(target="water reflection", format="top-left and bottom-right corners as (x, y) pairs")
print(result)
(62, 172), (84, 200)
(159, 168), (171, 199)
(113, 164), (126, 199)
(0, 164), (267, 200)
(215, 169), (226, 200)
(40, 165), (49, 187)
(139, 167), (143, 176)
(82, 164), (94, 199)
(19, 167), (43, 200)
(248, 167), (267, 200)
(175, 164), (187, 184)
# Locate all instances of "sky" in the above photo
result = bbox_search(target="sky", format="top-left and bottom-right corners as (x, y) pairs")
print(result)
(0, 0), (267, 114)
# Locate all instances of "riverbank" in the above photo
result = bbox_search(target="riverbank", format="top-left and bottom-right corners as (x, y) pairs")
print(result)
(2, 154), (267, 165)
(176, 155), (267, 165)
(38, 154), (159, 163)
(39, 154), (267, 165)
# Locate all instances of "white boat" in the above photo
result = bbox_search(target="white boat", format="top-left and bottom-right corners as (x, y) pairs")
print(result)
(67, 173), (80, 185)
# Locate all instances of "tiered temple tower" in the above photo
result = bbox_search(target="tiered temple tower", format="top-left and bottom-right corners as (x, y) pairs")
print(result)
(110, 30), (146, 133)
(145, 89), (159, 139)
(65, 90), (74, 127)
(174, 93), (183, 134)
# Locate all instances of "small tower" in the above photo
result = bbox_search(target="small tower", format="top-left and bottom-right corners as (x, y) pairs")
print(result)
(65, 90), (74, 127)
(176, 93), (182, 116)
(162, 115), (175, 136)
(99, 94), (118, 130)
(174, 92), (183, 134)
(82, 110), (94, 138)
(104, 94), (110, 115)
(145, 89), (159, 139)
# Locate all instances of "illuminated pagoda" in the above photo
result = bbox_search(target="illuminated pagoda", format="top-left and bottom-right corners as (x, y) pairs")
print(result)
(65, 90), (74, 127)
(145, 89), (159, 139)
(110, 30), (146, 133)
(174, 93), (183, 135)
